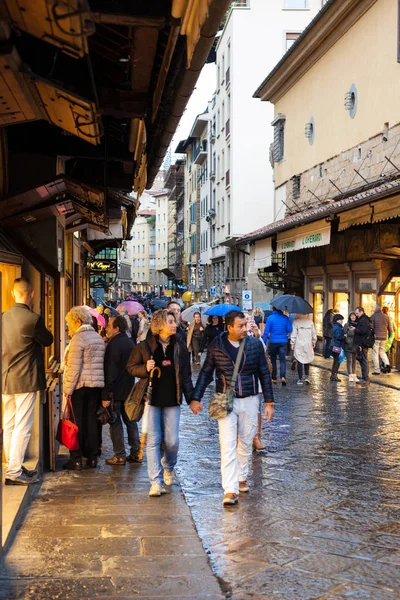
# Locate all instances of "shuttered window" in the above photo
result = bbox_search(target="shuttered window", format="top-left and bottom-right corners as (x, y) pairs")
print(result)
(272, 114), (286, 163)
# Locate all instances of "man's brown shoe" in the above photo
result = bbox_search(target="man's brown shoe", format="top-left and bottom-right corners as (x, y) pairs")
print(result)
(239, 481), (249, 492)
(223, 493), (239, 506)
(105, 456), (126, 466)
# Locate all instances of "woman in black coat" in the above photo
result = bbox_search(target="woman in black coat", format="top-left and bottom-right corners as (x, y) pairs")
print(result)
(200, 316), (224, 353)
(127, 309), (194, 497)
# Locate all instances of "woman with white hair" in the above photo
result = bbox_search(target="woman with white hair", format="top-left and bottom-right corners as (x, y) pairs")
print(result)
(63, 306), (105, 470)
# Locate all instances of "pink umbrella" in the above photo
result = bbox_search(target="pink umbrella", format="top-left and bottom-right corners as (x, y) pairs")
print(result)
(117, 300), (144, 315)
(82, 306), (106, 328)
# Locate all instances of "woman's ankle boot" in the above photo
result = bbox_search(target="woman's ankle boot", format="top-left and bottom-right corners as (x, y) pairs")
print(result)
(253, 413), (266, 450)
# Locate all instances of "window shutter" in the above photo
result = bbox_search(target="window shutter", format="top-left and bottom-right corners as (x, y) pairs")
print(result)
(272, 114), (285, 163)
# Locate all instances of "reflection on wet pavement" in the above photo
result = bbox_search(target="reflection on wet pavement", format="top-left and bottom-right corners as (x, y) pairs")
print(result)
(178, 365), (400, 599)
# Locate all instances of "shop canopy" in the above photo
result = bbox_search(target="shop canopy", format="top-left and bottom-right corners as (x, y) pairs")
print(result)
(276, 220), (331, 253)
(338, 195), (400, 231)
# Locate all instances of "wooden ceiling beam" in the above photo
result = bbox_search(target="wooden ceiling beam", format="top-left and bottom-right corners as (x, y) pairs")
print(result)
(92, 12), (167, 29)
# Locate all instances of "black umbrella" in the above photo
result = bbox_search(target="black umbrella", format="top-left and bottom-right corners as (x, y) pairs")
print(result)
(271, 295), (313, 315)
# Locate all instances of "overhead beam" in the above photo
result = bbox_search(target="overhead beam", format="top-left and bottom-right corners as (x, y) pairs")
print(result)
(92, 12), (167, 28)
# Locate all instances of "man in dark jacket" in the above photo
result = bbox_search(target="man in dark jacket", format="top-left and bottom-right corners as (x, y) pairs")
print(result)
(323, 309), (335, 359)
(191, 311), (274, 506)
(2, 278), (53, 485)
(353, 306), (372, 383)
(262, 307), (292, 384)
(102, 316), (139, 465)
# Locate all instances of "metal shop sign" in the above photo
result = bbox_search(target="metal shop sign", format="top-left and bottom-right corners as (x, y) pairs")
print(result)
(88, 259), (117, 273)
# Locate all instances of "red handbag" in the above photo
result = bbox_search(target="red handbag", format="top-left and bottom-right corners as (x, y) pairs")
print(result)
(56, 396), (79, 451)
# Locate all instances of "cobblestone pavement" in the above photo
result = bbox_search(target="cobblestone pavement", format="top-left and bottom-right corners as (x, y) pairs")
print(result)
(177, 364), (400, 600)
(0, 440), (223, 599)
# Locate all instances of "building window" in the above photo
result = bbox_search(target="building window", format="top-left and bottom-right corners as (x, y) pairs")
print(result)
(292, 175), (301, 199)
(190, 202), (197, 224)
(304, 116), (315, 145)
(344, 83), (358, 119)
(158, 243), (160, 251)
(285, 32), (300, 51)
(272, 114), (286, 163)
(191, 233), (197, 255)
(285, 0), (308, 8)
(142, 245), (145, 253)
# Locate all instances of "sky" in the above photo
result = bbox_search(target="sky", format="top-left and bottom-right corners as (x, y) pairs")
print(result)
(170, 62), (216, 156)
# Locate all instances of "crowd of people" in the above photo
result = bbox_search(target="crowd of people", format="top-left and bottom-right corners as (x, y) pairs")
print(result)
(1, 277), (395, 507)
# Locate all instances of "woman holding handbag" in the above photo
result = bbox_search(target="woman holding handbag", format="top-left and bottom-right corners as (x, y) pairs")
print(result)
(330, 314), (345, 382)
(126, 309), (194, 497)
(63, 306), (105, 470)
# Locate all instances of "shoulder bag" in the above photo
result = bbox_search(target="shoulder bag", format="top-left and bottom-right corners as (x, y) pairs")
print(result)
(124, 340), (152, 422)
(208, 340), (245, 419)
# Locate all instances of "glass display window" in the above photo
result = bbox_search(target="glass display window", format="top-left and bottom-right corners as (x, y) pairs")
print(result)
(0, 262), (21, 311)
(360, 293), (376, 319)
(333, 292), (349, 321)
(313, 292), (324, 336)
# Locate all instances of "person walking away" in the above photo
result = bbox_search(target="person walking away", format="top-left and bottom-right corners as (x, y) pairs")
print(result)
(370, 304), (393, 375)
(252, 307), (265, 336)
(330, 314), (344, 382)
(187, 312), (204, 365)
(191, 311), (274, 506)
(322, 309), (335, 359)
(136, 310), (150, 343)
(262, 307), (292, 385)
(102, 316), (140, 465)
(354, 306), (372, 383)
(290, 314), (317, 385)
(63, 306), (105, 470)
(382, 306), (396, 370)
(343, 312), (359, 382)
(118, 307), (132, 339)
(200, 316), (224, 353)
(2, 278), (53, 485)
(127, 309), (194, 497)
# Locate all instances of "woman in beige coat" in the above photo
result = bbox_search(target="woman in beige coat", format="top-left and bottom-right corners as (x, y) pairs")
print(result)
(63, 306), (105, 470)
(290, 314), (317, 385)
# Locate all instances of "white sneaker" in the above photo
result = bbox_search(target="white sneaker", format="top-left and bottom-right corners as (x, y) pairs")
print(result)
(304, 378), (310, 385)
(163, 470), (175, 486)
(353, 375), (360, 382)
(149, 484), (167, 497)
(348, 374), (354, 382)
(297, 380), (303, 385)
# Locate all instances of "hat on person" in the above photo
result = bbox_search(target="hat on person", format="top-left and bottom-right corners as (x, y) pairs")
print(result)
(333, 314), (344, 322)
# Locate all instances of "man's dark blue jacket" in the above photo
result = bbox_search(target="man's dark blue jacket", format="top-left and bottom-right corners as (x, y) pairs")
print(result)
(102, 333), (135, 402)
(193, 332), (274, 403)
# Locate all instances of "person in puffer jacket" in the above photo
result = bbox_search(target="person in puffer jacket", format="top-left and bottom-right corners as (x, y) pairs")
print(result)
(63, 306), (105, 470)
(192, 311), (274, 506)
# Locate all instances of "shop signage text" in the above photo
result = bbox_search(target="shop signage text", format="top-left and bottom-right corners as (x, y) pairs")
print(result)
(88, 259), (117, 273)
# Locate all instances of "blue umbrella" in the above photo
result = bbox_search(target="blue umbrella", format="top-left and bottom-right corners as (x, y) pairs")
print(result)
(271, 295), (313, 315)
(204, 304), (241, 317)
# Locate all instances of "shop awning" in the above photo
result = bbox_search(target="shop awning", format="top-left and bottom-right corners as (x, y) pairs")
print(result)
(248, 238), (272, 273)
(161, 268), (176, 280)
(372, 196), (400, 223)
(338, 205), (372, 231)
(277, 219), (331, 253)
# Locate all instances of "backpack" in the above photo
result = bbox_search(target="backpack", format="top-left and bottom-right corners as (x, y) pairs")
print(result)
(364, 324), (375, 349)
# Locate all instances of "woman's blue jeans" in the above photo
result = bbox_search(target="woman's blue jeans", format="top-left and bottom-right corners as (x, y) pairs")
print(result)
(147, 405), (180, 485)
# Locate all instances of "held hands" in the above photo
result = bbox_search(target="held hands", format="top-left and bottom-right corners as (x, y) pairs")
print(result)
(146, 359), (155, 372)
(264, 403), (274, 422)
(190, 400), (203, 415)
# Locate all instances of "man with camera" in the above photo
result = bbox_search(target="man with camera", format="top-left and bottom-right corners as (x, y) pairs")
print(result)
(102, 315), (140, 465)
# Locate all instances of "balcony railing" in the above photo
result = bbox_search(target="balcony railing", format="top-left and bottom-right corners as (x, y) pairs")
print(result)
(210, 169), (216, 180)
(225, 118), (230, 138)
(192, 140), (208, 164)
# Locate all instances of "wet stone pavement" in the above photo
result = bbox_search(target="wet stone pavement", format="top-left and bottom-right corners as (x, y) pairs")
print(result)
(1, 365), (400, 599)
(177, 365), (400, 600)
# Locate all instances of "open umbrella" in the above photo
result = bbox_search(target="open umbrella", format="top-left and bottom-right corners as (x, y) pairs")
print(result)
(82, 306), (106, 328)
(204, 304), (241, 317)
(117, 300), (144, 315)
(102, 304), (119, 316)
(271, 295), (313, 315)
(138, 366), (161, 461)
(182, 303), (210, 324)
(151, 299), (169, 310)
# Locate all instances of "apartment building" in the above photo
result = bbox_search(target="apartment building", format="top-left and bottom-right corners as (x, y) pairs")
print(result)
(131, 209), (156, 293)
(153, 189), (169, 292)
(213, 0), (322, 303)
(164, 159), (185, 291)
(242, 0), (400, 363)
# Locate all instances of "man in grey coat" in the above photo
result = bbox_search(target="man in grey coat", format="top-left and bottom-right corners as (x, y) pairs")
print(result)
(2, 278), (53, 485)
(371, 304), (393, 374)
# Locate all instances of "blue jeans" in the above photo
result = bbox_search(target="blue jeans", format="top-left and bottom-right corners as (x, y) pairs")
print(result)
(147, 405), (180, 485)
(268, 342), (287, 379)
(109, 401), (140, 458)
